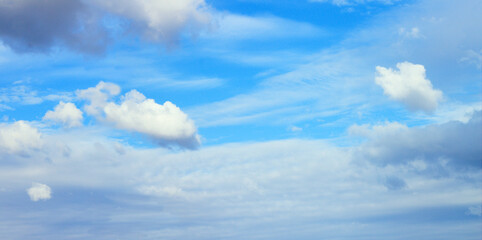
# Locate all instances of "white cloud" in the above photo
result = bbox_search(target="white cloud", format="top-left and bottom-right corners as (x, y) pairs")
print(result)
(76, 82), (199, 149)
(43, 101), (83, 128)
(398, 27), (421, 39)
(290, 126), (303, 132)
(89, 0), (212, 46)
(104, 90), (200, 149)
(76, 81), (121, 116)
(466, 205), (481, 216)
(375, 62), (443, 113)
(0, 121), (42, 154)
(460, 49), (482, 69)
(26, 183), (51, 201)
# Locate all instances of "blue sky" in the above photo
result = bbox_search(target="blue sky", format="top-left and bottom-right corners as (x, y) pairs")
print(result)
(0, 0), (481, 239)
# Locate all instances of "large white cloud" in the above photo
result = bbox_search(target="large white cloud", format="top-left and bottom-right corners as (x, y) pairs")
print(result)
(375, 62), (443, 113)
(0, 121), (42, 155)
(26, 182), (51, 201)
(104, 90), (200, 149)
(77, 82), (199, 149)
(43, 101), (83, 128)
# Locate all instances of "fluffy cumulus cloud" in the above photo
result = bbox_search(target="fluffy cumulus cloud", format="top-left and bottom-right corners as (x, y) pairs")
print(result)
(43, 101), (83, 128)
(0, 0), (108, 53)
(0, 120), (42, 155)
(76, 81), (121, 116)
(104, 90), (200, 149)
(375, 62), (443, 113)
(77, 82), (199, 149)
(89, 0), (212, 46)
(26, 182), (51, 201)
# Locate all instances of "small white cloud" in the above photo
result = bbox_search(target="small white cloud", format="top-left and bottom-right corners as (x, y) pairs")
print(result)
(375, 62), (443, 113)
(460, 49), (482, 69)
(104, 90), (200, 149)
(398, 27), (421, 39)
(466, 205), (481, 216)
(43, 101), (83, 128)
(76, 81), (121, 116)
(0, 121), (42, 154)
(27, 183), (51, 201)
(290, 126), (303, 132)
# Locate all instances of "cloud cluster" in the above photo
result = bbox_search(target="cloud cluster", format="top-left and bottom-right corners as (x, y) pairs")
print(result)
(77, 81), (200, 149)
(0, 0), (212, 54)
(375, 62), (443, 113)
(104, 90), (200, 149)
(350, 110), (482, 169)
(76, 81), (121, 116)
(43, 101), (83, 128)
(0, 120), (42, 155)
(26, 182), (51, 201)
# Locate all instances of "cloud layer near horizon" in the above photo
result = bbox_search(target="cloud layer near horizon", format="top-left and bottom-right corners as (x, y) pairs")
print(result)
(0, 110), (480, 239)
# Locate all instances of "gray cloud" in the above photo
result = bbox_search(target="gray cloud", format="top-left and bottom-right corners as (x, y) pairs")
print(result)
(351, 110), (482, 169)
(0, 0), (212, 54)
(0, 0), (108, 54)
